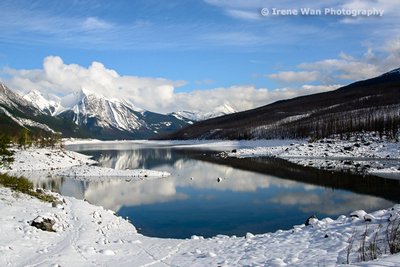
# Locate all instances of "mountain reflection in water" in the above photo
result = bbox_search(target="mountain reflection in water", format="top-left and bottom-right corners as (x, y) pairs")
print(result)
(28, 142), (398, 239)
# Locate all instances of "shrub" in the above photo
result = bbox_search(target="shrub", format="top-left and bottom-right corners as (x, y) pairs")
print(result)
(386, 217), (400, 254)
(0, 173), (55, 202)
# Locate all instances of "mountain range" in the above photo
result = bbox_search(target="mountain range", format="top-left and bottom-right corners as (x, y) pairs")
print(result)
(151, 68), (400, 140)
(20, 88), (192, 140)
(0, 83), (237, 140)
(2, 68), (399, 141)
(0, 83), (92, 138)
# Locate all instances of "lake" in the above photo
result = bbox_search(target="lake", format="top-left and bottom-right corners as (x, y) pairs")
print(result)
(31, 141), (399, 239)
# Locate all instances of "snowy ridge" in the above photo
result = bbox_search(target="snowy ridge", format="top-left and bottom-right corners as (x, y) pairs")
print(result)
(0, 82), (37, 111)
(23, 90), (61, 116)
(59, 89), (146, 131)
(20, 87), (191, 139)
(172, 104), (237, 121)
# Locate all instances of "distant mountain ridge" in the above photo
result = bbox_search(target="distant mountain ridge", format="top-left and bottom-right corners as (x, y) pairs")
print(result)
(151, 69), (400, 140)
(170, 104), (237, 122)
(21, 88), (193, 140)
(18, 87), (237, 140)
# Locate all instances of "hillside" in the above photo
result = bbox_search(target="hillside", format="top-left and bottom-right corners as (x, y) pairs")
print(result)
(0, 83), (93, 138)
(151, 69), (400, 140)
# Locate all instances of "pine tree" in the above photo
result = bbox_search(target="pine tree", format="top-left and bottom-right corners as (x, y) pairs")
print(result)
(0, 133), (15, 169)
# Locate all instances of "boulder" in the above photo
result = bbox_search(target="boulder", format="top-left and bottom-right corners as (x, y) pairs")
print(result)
(31, 216), (56, 232)
(305, 215), (318, 226)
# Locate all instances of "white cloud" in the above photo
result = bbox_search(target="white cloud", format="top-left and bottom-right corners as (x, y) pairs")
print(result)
(293, 36), (400, 82)
(266, 71), (320, 84)
(0, 55), (343, 114)
(3, 36), (400, 115)
(1, 56), (187, 112)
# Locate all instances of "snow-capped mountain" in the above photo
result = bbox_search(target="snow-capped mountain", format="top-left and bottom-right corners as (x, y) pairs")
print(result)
(171, 104), (237, 122)
(23, 88), (192, 140)
(23, 90), (61, 116)
(0, 82), (92, 138)
(0, 82), (52, 131)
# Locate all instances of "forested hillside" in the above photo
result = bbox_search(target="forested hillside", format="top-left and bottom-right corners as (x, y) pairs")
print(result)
(151, 69), (400, 140)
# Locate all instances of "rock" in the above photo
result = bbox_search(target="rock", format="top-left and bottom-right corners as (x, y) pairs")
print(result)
(52, 200), (63, 207)
(305, 215), (318, 226)
(364, 214), (377, 222)
(350, 210), (367, 219)
(231, 149), (237, 153)
(31, 216), (56, 232)
(36, 188), (45, 194)
(218, 151), (228, 159)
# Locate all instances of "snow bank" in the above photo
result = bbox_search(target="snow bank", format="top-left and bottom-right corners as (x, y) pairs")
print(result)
(58, 166), (171, 181)
(0, 147), (96, 172)
(1, 147), (170, 183)
(1, 186), (400, 266)
(229, 139), (400, 175)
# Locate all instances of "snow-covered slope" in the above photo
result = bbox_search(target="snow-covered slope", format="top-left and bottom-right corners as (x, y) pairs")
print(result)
(1, 182), (400, 266)
(23, 90), (61, 116)
(0, 82), (58, 132)
(171, 104), (237, 122)
(0, 82), (34, 110)
(34, 88), (191, 140)
(58, 88), (145, 131)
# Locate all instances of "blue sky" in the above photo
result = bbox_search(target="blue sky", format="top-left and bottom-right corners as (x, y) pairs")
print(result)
(1, 0), (400, 113)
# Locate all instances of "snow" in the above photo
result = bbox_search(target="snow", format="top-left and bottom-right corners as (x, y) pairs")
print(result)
(0, 146), (171, 183)
(1, 185), (400, 266)
(1, 139), (400, 266)
(171, 103), (237, 122)
(0, 107), (56, 133)
(58, 166), (171, 181)
(0, 147), (96, 172)
(22, 90), (61, 116)
(229, 138), (400, 175)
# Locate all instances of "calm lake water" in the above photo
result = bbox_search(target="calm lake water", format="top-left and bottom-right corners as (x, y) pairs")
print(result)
(31, 141), (400, 239)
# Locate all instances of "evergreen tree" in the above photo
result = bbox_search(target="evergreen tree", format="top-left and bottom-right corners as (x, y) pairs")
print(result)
(0, 133), (15, 169)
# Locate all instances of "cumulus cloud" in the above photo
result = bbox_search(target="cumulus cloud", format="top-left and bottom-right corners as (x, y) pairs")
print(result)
(1, 56), (187, 112)
(1, 56), (344, 114)
(3, 36), (400, 115)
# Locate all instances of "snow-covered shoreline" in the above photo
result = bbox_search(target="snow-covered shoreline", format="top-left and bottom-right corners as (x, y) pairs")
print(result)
(58, 166), (171, 181)
(228, 138), (400, 175)
(1, 185), (400, 266)
(0, 146), (171, 181)
(1, 147), (96, 172)
(1, 139), (400, 266)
